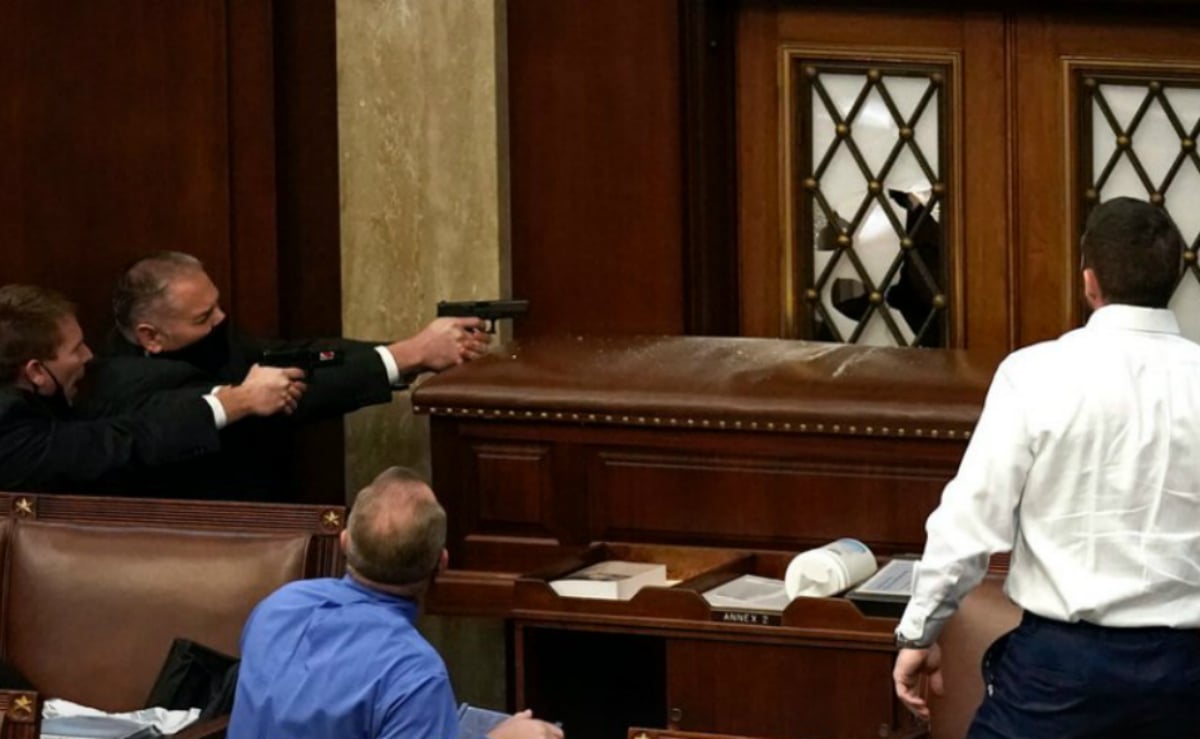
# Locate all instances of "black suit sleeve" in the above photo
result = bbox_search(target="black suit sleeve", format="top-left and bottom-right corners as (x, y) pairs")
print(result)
(0, 393), (220, 491)
(247, 336), (395, 422)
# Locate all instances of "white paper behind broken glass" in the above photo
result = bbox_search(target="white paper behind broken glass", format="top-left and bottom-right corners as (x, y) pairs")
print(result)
(41, 698), (199, 739)
(1093, 84), (1200, 343)
(811, 72), (940, 347)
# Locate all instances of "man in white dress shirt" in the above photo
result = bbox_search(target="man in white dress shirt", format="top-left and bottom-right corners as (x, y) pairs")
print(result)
(893, 197), (1200, 738)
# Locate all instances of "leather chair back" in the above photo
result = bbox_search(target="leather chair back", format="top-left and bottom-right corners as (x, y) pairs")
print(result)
(928, 576), (1021, 739)
(2, 520), (310, 711)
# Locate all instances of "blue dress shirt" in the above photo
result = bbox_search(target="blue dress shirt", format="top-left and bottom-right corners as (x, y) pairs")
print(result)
(228, 575), (459, 739)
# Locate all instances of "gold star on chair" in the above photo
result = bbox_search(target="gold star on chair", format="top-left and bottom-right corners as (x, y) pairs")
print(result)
(9, 694), (34, 720)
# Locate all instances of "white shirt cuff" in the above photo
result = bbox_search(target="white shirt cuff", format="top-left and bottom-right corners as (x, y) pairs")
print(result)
(375, 345), (401, 384)
(203, 392), (229, 430)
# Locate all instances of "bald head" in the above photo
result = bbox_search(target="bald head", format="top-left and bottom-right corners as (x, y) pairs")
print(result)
(344, 467), (447, 588)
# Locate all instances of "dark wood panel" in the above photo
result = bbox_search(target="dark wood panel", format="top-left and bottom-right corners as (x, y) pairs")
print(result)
(476, 443), (553, 528)
(271, 0), (344, 505)
(681, 0), (740, 336)
(507, 0), (686, 336)
(272, 0), (342, 340)
(589, 448), (952, 553)
(226, 0), (279, 337)
(0, 0), (241, 341)
(666, 639), (900, 739)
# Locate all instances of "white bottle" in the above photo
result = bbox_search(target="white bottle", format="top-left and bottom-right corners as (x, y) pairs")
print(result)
(784, 538), (878, 599)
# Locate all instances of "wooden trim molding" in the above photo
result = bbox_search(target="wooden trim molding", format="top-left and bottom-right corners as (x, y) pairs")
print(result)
(415, 404), (973, 441)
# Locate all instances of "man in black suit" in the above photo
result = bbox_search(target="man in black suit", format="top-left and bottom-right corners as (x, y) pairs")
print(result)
(94, 251), (489, 500)
(0, 284), (304, 492)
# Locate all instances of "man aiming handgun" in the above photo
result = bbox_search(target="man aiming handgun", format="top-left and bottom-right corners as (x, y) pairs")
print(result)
(86, 251), (491, 501)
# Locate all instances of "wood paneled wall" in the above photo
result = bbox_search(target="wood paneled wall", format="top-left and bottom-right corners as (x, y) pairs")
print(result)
(1, 0), (340, 345)
(1, 0), (267, 339)
(507, 0), (1200, 357)
(1, 0), (343, 503)
(507, 0), (688, 337)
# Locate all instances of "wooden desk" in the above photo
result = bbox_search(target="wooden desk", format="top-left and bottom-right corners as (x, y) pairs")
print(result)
(414, 335), (990, 738)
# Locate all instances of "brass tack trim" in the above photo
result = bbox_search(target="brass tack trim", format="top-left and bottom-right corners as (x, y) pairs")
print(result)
(417, 404), (974, 441)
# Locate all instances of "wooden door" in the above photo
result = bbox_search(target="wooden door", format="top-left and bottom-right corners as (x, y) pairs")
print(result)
(666, 638), (905, 739)
(737, 3), (1011, 364)
(1013, 11), (1200, 344)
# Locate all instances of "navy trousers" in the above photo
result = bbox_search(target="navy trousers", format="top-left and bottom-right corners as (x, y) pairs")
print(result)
(967, 611), (1200, 739)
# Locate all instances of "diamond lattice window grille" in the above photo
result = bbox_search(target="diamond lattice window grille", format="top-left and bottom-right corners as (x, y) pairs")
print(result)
(1081, 74), (1200, 341)
(795, 62), (950, 348)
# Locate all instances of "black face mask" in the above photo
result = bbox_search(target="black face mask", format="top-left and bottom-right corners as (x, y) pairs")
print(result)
(155, 319), (232, 377)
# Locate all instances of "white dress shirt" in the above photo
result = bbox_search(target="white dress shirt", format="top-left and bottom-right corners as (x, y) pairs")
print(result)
(898, 305), (1200, 644)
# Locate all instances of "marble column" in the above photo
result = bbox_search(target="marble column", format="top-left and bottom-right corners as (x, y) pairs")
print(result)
(336, 0), (509, 708)
(337, 0), (509, 492)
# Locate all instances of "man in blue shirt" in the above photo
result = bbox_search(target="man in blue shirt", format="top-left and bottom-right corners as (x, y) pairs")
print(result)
(229, 466), (563, 739)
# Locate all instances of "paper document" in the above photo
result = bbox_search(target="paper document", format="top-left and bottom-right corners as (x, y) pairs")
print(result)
(703, 574), (791, 612)
(457, 703), (510, 739)
(851, 557), (917, 596)
(42, 699), (200, 739)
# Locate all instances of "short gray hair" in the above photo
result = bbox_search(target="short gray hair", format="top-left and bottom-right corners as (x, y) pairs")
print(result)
(112, 251), (204, 341)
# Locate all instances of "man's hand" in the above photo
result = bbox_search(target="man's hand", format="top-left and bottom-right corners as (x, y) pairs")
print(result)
(217, 365), (307, 422)
(893, 644), (943, 722)
(388, 317), (491, 373)
(486, 709), (564, 739)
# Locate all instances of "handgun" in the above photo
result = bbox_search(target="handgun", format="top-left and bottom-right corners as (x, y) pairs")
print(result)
(436, 299), (529, 333)
(258, 348), (344, 373)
